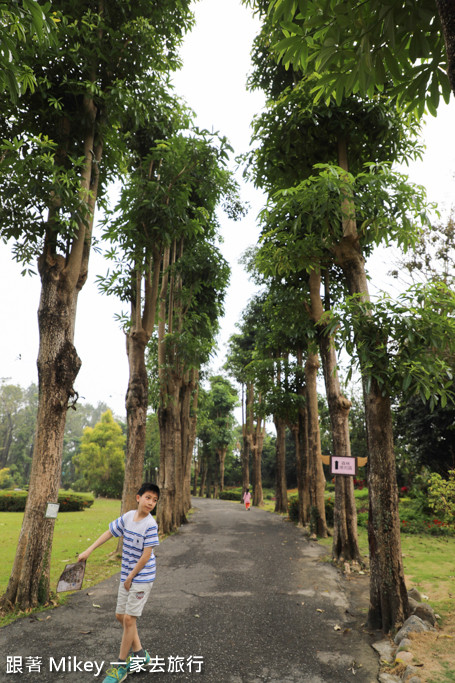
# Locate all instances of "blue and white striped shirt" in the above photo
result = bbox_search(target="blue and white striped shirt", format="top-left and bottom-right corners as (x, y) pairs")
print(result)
(109, 510), (159, 584)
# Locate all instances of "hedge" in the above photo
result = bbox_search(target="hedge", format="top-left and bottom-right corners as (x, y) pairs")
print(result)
(219, 490), (242, 501)
(0, 490), (95, 512)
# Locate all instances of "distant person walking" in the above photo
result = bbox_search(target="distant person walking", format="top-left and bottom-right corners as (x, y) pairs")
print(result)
(243, 487), (252, 511)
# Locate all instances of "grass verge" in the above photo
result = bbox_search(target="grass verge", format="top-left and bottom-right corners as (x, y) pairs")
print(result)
(318, 521), (455, 681)
(1, 498), (123, 626)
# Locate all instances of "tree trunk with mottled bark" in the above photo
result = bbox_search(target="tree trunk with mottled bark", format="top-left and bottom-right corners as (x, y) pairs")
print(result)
(308, 269), (361, 562)
(294, 350), (310, 526)
(1, 95), (101, 611)
(241, 383), (251, 492)
(436, 0), (455, 95)
(333, 137), (409, 631)
(120, 250), (161, 522)
(274, 415), (288, 513)
(304, 350), (328, 537)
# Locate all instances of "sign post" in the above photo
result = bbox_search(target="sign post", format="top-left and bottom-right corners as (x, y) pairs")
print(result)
(330, 456), (358, 477)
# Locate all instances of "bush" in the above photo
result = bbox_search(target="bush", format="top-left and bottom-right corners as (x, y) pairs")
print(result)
(288, 494), (299, 522)
(325, 496), (334, 526)
(0, 490), (27, 511)
(57, 491), (95, 511)
(0, 489), (94, 512)
(357, 511), (369, 528)
(428, 470), (455, 526)
(219, 490), (242, 501)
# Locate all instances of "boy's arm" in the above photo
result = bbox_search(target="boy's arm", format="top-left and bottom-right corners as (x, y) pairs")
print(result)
(123, 546), (154, 591)
(78, 529), (113, 562)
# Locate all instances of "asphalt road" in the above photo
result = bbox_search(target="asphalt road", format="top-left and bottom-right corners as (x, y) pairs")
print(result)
(1, 498), (381, 682)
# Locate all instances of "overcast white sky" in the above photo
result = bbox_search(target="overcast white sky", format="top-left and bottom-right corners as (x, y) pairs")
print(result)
(1, 0), (454, 418)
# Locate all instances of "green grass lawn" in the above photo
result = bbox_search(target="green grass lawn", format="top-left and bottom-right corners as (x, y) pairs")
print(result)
(318, 524), (455, 626)
(1, 497), (123, 617)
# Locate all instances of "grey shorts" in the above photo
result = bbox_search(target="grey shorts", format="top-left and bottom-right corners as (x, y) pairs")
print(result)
(115, 581), (153, 617)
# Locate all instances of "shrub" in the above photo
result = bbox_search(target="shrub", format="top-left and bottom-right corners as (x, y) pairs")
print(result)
(288, 494), (299, 522)
(357, 511), (369, 528)
(428, 470), (455, 526)
(0, 489), (94, 512)
(0, 490), (27, 511)
(219, 490), (242, 501)
(325, 496), (334, 526)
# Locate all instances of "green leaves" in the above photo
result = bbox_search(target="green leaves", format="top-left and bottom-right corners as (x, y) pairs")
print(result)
(330, 282), (455, 408)
(268, 0), (450, 116)
(0, 0), (55, 100)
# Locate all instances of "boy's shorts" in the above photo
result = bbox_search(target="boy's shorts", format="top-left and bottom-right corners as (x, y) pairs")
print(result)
(116, 581), (153, 617)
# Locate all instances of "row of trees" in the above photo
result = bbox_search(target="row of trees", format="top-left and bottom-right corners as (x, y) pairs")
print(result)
(3, 374), (450, 497)
(1, 0), (455, 639)
(233, 0), (455, 634)
(0, 0), (245, 612)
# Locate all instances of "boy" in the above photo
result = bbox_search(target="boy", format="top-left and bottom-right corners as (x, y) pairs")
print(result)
(78, 483), (160, 683)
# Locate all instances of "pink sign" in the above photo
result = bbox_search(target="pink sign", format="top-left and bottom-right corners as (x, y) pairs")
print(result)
(330, 456), (358, 476)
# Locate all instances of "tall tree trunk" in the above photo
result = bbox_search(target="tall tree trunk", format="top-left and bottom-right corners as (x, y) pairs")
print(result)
(274, 415), (288, 513)
(192, 455), (200, 497)
(199, 451), (207, 497)
(304, 350), (328, 537)
(120, 250), (161, 519)
(436, 0), (455, 95)
(308, 269), (361, 562)
(121, 328), (148, 518)
(241, 383), (251, 492)
(2, 260), (82, 610)
(251, 417), (265, 507)
(295, 349), (310, 526)
(181, 369), (198, 513)
(157, 246), (176, 534)
(173, 371), (185, 524)
(1, 96), (101, 611)
(216, 447), (227, 494)
(333, 137), (409, 631)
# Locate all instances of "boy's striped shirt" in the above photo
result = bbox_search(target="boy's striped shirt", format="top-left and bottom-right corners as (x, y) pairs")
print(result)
(109, 510), (159, 583)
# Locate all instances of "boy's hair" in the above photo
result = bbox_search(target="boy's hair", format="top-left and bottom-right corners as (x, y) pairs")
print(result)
(137, 482), (160, 499)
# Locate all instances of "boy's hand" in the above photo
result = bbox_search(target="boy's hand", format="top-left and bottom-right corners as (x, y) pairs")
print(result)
(78, 551), (90, 562)
(124, 576), (133, 591)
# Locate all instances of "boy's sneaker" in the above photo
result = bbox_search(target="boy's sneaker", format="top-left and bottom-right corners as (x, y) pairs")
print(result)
(127, 651), (151, 674)
(102, 663), (128, 682)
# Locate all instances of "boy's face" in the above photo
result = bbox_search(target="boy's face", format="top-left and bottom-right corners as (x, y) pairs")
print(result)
(137, 490), (159, 514)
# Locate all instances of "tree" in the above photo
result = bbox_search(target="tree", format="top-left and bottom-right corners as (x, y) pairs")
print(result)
(101, 123), (240, 534)
(100, 115), (191, 524)
(267, 0), (453, 113)
(0, 382), (37, 484)
(61, 400), (114, 488)
(0, 0), (54, 100)
(195, 378), (239, 497)
(240, 16), (445, 626)
(73, 410), (125, 498)
(205, 375), (238, 496)
(0, 0), (193, 611)
(226, 300), (270, 508)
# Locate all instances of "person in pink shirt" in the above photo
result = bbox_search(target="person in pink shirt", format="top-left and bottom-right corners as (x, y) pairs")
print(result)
(243, 487), (252, 511)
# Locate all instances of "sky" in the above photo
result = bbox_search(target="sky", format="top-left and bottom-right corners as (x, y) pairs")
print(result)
(1, 0), (454, 419)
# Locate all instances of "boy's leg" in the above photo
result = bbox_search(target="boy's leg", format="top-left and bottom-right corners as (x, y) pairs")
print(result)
(119, 614), (141, 660)
(120, 582), (153, 669)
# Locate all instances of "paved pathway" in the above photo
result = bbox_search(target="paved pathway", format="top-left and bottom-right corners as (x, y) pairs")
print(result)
(1, 498), (381, 682)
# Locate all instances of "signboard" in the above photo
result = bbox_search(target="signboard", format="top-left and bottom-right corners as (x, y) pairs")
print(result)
(330, 456), (358, 476)
(45, 502), (60, 519)
(57, 561), (86, 592)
